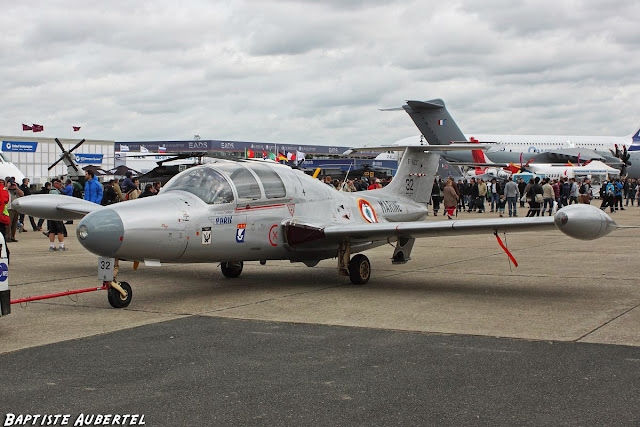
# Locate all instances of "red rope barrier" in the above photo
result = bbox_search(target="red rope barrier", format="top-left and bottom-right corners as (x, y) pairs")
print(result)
(11, 284), (109, 304)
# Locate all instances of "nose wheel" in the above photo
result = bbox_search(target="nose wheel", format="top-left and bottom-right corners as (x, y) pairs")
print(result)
(98, 257), (133, 309)
(107, 281), (132, 308)
(221, 261), (243, 278)
(348, 254), (371, 285)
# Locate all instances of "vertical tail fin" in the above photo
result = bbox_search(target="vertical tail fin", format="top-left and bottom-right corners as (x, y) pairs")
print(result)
(469, 137), (491, 165)
(630, 127), (640, 152)
(379, 147), (439, 204)
(375, 98), (470, 202)
(401, 99), (467, 145)
(472, 151), (487, 164)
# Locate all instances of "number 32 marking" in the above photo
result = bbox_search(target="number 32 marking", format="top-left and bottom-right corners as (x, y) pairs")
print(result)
(405, 178), (414, 191)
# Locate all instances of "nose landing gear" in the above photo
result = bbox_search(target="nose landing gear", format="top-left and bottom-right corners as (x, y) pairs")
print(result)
(107, 281), (132, 308)
(98, 257), (133, 308)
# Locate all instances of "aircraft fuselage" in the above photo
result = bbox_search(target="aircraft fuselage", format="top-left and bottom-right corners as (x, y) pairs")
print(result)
(77, 162), (428, 264)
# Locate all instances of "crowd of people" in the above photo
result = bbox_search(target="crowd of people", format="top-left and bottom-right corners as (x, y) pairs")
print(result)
(0, 171), (162, 255)
(430, 175), (639, 218)
(322, 175), (392, 191)
(597, 177), (638, 213)
(100, 172), (162, 205)
(320, 173), (639, 220)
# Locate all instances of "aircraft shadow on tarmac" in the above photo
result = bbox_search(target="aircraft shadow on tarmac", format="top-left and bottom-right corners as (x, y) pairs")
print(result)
(9, 249), (612, 310)
(363, 277), (587, 299)
(98, 261), (586, 306)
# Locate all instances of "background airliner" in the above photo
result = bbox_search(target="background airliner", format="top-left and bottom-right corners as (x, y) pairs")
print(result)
(389, 133), (638, 179)
(393, 100), (639, 177)
(462, 130), (640, 178)
(467, 129), (640, 154)
(0, 152), (25, 182)
(437, 141), (619, 184)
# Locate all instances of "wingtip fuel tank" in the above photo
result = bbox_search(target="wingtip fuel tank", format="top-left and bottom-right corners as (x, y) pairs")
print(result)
(554, 204), (617, 240)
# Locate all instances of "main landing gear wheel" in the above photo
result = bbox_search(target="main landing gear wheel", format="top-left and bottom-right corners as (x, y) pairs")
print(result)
(348, 254), (371, 285)
(221, 261), (243, 278)
(108, 281), (132, 308)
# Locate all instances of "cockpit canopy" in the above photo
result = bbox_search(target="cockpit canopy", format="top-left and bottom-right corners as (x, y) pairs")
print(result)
(163, 162), (286, 204)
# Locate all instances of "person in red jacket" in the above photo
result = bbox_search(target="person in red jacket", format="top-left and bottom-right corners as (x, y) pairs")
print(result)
(0, 178), (11, 259)
(367, 178), (382, 190)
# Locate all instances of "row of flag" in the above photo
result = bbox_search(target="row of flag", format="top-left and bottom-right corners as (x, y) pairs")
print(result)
(22, 123), (44, 132)
(22, 124), (81, 132)
(245, 148), (305, 163)
(132, 145), (166, 153)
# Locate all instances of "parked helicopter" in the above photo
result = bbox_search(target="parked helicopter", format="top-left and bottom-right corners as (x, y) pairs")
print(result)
(13, 100), (619, 309)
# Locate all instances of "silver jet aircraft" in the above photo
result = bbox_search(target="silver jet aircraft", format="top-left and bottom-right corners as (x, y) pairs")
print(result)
(14, 103), (620, 309)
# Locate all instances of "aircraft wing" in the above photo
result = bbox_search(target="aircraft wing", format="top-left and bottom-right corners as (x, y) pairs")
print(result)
(343, 143), (491, 155)
(324, 217), (556, 242)
(507, 148), (618, 165)
(285, 205), (617, 247)
(535, 148), (612, 163)
(12, 194), (104, 220)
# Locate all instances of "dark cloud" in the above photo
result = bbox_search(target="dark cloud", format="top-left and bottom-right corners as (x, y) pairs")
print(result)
(0, 0), (639, 144)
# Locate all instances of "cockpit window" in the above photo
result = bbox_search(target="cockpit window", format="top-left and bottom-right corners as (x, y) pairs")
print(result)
(163, 166), (234, 204)
(214, 163), (262, 201)
(248, 163), (286, 198)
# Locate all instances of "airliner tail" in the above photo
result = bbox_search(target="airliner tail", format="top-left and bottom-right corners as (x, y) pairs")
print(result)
(630, 127), (640, 152)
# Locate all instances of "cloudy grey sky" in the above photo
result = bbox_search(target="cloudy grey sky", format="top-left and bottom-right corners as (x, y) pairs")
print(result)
(2, 0), (640, 146)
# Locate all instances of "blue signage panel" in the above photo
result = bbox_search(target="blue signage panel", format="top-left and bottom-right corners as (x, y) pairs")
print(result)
(115, 140), (378, 157)
(299, 159), (398, 172)
(2, 141), (38, 152)
(75, 154), (104, 164)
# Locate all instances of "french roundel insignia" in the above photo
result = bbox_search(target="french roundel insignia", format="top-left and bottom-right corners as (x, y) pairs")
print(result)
(357, 198), (378, 223)
(0, 262), (8, 282)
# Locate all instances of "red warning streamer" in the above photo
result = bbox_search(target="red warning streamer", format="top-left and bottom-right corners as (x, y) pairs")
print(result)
(494, 232), (518, 267)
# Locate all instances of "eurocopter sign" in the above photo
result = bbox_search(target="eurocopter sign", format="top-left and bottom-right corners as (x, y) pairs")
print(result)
(75, 154), (104, 164)
(2, 141), (38, 152)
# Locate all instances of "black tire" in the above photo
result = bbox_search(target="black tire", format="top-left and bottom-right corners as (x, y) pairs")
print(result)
(108, 281), (132, 308)
(348, 254), (371, 285)
(221, 261), (243, 278)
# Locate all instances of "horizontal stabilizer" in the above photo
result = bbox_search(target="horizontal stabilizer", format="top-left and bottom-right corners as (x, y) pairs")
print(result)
(379, 99), (445, 112)
(405, 99), (445, 111)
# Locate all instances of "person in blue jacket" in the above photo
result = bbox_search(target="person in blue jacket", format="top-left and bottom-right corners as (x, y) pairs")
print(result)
(83, 170), (103, 204)
(63, 179), (74, 197)
(614, 178), (625, 211)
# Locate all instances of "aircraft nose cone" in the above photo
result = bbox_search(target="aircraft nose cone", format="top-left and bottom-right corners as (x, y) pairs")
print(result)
(77, 209), (124, 257)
